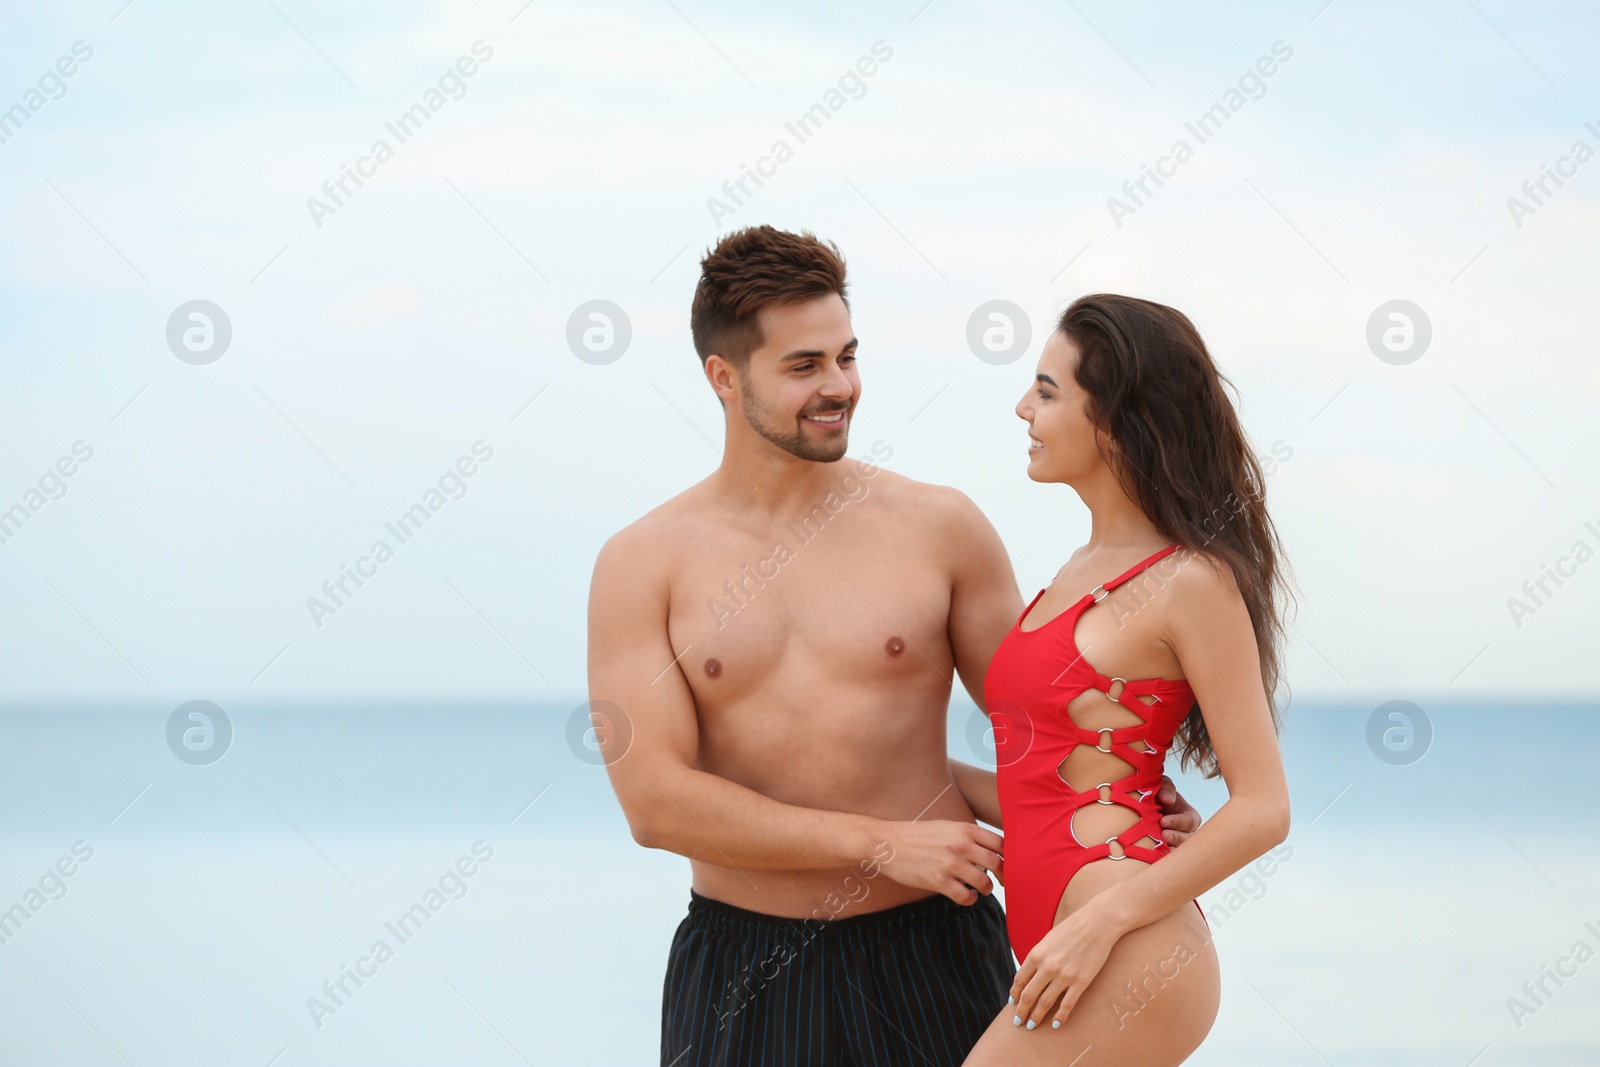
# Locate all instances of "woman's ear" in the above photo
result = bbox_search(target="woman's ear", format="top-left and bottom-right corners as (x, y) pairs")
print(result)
(1093, 423), (1119, 465)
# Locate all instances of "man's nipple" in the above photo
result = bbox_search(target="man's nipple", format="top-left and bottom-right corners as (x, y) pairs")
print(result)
(704, 658), (723, 678)
(885, 636), (905, 657)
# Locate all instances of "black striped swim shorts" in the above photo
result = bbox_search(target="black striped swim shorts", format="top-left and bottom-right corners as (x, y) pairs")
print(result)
(661, 888), (1014, 1066)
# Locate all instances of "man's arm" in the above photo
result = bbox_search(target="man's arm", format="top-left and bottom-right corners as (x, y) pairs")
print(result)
(939, 486), (1024, 716)
(938, 487), (1021, 832)
(587, 525), (1004, 903)
(949, 759), (1003, 829)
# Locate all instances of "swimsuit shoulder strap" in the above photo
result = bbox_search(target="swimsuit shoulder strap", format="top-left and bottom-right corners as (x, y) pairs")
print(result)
(1097, 543), (1186, 595)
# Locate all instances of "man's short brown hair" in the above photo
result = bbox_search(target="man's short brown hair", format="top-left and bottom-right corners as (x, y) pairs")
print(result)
(691, 226), (850, 373)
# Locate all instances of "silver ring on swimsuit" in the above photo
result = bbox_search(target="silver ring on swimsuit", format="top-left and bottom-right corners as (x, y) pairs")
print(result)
(1095, 727), (1115, 753)
(1090, 585), (1109, 603)
(1095, 782), (1116, 805)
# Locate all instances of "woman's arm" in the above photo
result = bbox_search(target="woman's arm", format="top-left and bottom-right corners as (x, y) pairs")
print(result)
(949, 758), (1003, 829)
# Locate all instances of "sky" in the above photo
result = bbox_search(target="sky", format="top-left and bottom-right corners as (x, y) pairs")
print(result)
(1, 0), (1597, 710)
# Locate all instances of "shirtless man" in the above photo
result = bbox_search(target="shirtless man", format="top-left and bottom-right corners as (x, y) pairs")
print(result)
(586, 226), (1201, 1067)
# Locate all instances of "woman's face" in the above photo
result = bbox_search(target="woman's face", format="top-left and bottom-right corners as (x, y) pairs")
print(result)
(1014, 329), (1110, 484)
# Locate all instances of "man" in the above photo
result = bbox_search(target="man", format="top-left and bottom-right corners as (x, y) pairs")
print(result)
(586, 225), (1201, 1066)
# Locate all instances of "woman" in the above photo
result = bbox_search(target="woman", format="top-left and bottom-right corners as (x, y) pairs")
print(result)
(959, 294), (1292, 1065)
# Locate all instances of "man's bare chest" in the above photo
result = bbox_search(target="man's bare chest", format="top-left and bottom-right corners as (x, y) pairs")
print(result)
(664, 513), (953, 700)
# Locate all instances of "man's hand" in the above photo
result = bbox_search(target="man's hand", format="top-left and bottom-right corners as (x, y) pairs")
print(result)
(1155, 775), (1202, 846)
(876, 820), (1005, 905)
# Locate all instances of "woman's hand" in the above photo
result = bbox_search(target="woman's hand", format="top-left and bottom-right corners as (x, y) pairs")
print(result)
(1007, 900), (1123, 1031)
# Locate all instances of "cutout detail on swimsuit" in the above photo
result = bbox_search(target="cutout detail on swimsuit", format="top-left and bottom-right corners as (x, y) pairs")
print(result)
(987, 543), (1197, 963)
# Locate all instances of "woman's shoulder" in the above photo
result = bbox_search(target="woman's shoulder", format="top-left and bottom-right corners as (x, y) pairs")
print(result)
(1163, 547), (1248, 625)
(1167, 545), (1240, 592)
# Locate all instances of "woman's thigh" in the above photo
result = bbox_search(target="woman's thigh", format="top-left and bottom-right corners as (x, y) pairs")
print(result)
(962, 903), (1220, 1067)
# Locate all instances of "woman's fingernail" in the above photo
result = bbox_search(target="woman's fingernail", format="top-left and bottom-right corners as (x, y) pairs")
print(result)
(1052, 1020), (1061, 1029)
(1012, 1015), (1022, 1027)
(1026, 1020), (1036, 1030)
(1007, 996), (1014, 1005)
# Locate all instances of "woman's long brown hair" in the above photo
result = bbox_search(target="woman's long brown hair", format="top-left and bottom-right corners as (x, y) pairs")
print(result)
(1059, 294), (1293, 778)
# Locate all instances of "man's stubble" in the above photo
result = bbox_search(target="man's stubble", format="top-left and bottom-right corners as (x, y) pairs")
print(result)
(737, 372), (851, 464)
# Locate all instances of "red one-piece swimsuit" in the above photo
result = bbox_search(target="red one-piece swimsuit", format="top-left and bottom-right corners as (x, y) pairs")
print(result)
(984, 543), (1208, 964)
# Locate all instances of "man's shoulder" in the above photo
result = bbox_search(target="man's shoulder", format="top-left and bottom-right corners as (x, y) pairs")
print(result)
(862, 466), (985, 528)
(594, 483), (709, 577)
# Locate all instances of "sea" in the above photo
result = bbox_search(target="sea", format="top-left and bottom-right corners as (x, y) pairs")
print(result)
(0, 698), (1595, 1066)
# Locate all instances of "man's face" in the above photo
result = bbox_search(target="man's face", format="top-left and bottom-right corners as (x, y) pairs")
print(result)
(735, 293), (859, 463)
